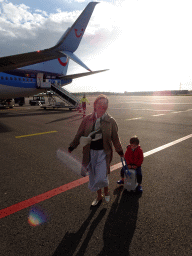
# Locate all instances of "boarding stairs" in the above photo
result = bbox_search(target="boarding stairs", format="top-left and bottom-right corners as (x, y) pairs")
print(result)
(50, 84), (79, 108)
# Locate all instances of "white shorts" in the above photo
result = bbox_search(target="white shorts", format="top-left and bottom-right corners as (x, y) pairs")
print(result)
(88, 149), (109, 192)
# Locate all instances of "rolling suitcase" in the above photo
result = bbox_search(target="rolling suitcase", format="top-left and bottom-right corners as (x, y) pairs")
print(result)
(121, 158), (137, 192)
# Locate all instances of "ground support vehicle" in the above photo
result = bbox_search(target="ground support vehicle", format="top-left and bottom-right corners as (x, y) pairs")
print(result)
(41, 101), (77, 110)
(29, 96), (45, 106)
(0, 99), (14, 108)
(14, 97), (25, 106)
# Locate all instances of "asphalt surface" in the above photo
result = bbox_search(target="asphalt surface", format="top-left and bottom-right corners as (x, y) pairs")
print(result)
(0, 95), (192, 256)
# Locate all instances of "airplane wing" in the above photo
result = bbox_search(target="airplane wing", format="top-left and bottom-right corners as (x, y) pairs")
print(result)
(0, 2), (98, 73)
(0, 49), (64, 73)
(60, 69), (109, 80)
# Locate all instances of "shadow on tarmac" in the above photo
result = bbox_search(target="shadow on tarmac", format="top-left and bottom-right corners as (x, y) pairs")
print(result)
(0, 108), (77, 119)
(52, 203), (107, 256)
(52, 187), (141, 256)
(46, 114), (83, 124)
(98, 186), (142, 256)
(0, 122), (13, 133)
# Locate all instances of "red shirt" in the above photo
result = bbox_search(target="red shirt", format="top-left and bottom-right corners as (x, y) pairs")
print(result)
(124, 145), (143, 167)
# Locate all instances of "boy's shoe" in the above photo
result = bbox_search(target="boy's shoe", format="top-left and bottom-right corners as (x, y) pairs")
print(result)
(136, 185), (143, 193)
(117, 180), (124, 185)
(104, 195), (110, 203)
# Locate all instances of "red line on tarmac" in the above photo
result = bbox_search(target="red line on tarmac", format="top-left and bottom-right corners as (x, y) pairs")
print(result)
(1, 134), (192, 219)
(0, 176), (88, 219)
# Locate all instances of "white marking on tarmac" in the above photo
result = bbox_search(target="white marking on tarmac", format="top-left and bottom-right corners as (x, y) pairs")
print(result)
(150, 103), (192, 105)
(111, 134), (192, 171)
(124, 108), (192, 121)
(144, 134), (192, 157)
(125, 117), (142, 121)
(132, 109), (171, 112)
(152, 114), (165, 117)
(171, 111), (183, 114)
(171, 109), (192, 113)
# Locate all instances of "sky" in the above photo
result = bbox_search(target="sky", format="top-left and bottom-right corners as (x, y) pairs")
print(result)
(0, 0), (192, 93)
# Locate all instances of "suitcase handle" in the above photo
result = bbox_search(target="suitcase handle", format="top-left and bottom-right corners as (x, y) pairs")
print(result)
(121, 157), (127, 167)
(121, 157), (131, 177)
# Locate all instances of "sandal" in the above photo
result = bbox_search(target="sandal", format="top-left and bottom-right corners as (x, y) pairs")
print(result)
(91, 198), (102, 206)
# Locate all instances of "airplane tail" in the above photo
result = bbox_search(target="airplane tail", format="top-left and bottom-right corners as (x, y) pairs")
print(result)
(51, 1), (99, 72)
(53, 2), (99, 53)
(23, 2), (98, 75)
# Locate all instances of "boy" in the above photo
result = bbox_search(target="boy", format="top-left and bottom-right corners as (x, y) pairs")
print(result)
(117, 136), (144, 192)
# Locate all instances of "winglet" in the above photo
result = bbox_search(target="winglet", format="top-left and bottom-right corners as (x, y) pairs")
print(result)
(53, 2), (99, 53)
(61, 51), (92, 71)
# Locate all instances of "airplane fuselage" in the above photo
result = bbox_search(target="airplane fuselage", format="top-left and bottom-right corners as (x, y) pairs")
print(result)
(0, 69), (72, 99)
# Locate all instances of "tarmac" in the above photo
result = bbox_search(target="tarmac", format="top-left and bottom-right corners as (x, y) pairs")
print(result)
(0, 95), (191, 256)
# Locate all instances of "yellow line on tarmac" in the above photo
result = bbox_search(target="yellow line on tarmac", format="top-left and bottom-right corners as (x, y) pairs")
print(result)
(15, 131), (58, 138)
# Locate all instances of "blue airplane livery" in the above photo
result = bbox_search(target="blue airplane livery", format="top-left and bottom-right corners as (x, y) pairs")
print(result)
(0, 2), (107, 108)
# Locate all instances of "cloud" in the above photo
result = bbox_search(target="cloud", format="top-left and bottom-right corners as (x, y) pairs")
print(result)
(74, 0), (87, 3)
(1, 2), (34, 23)
(0, 1), (136, 92)
(0, 1), (117, 56)
(35, 9), (48, 17)
(0, 2), (78, 54)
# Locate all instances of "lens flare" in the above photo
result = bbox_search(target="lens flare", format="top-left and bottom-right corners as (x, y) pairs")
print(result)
(28, 205), (49, 227)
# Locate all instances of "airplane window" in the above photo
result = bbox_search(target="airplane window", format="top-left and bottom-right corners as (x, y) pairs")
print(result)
(27, 78), (29, 81)
(30, 78), (33, 82)
(1, 76), (3, 79)
(14, 77), (17, 80)
(6, 77), (8, 80)
(23, 78), (25, 81)
(10, 77), (13, 80)
(19, 78), (21, 81)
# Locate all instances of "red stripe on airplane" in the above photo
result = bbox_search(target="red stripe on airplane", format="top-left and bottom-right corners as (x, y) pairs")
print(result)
(74, 28), (83, 38)
(58, 58), (68, 66)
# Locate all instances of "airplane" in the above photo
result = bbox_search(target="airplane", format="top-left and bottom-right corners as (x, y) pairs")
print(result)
(0, 2), (108, 108)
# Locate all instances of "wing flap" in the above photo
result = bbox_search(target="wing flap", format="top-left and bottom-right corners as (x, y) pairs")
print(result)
(60, 69), (109, 80)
